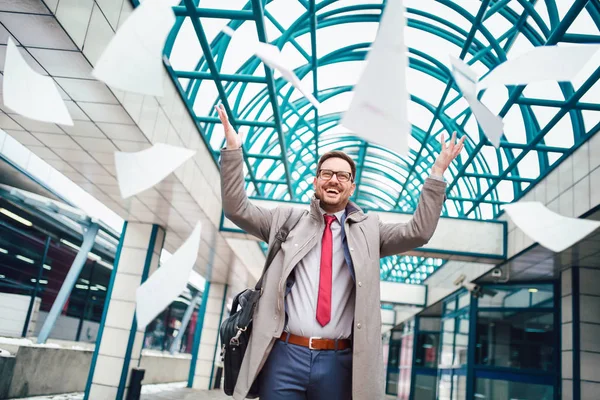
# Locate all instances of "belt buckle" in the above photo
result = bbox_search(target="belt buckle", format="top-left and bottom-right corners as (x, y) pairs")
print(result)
(308, 337), (321, 350)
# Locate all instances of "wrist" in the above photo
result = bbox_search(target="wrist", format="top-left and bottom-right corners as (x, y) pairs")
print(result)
(431, 165), (444, 177)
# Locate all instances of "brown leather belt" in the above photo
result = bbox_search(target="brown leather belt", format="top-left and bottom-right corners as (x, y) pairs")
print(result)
(279, 332), (352, 351)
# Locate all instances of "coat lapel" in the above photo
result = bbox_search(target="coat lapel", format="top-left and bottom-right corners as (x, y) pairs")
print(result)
(280, 198), (369, 289)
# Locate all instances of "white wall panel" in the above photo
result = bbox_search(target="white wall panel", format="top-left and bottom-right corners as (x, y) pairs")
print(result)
(381, 309), (395, 325)
(380, 281), (426, 306)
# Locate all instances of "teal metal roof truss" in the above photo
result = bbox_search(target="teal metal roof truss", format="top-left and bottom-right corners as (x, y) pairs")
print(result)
(159, 0), (600, 284)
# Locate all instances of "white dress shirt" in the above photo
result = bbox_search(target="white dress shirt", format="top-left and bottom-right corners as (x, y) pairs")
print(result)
(285, 208), (355, 339)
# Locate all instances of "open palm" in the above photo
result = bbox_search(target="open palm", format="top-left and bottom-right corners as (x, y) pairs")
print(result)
(215, 104), (242, 149)
(433, 132), (465, 175)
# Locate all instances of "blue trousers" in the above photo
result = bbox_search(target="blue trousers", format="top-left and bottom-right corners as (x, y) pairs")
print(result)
(258, 338), (353, 400)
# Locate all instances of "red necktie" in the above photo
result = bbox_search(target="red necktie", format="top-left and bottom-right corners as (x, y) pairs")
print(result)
(317, 215), (336, 327)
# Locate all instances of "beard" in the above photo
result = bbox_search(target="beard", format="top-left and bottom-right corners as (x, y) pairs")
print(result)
(316, 185), (347, 206)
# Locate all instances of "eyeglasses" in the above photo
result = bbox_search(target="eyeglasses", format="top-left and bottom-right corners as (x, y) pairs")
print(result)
(318, 169), (353, 182)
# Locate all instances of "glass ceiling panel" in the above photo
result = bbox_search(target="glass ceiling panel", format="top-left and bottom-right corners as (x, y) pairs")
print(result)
(163, 0), (600, 283)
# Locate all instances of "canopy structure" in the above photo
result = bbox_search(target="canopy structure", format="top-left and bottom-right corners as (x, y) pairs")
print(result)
(162, 0), (600, 284)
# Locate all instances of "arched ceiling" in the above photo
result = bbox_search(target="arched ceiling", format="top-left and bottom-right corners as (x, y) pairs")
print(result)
(162, 0), (600, 284)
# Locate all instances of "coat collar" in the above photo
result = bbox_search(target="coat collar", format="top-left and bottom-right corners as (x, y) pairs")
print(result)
(309, 195), (368, 223)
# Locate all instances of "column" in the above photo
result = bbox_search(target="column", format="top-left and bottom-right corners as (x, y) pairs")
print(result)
(562, 267), (576, 399)
(84, 222), (165, 400)
(188, 282), (228, 389)
(563, 266), (600, 400)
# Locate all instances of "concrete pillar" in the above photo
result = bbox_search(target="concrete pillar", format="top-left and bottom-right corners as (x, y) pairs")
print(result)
(189, 282), (228, 389)
(562, 266), (600, 400)
(84, 222), (165, 400)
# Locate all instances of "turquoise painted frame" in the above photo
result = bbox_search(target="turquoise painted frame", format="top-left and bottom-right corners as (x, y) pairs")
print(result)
(154, 0), (598, 284)
(187, 280), (211, 387)
(209, 283), (229, 388)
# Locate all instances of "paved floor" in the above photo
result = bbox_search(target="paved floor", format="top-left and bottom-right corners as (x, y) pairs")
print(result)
(144, 389), (397, 400)
(17, 384), (228, 400)
(142, 388), (228, 400)
(20, 385), (396, 400)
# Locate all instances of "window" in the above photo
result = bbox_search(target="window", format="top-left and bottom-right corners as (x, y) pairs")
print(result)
(475, 310), (555, 372)
(478, 285), (554, 308)
(143, 290), (200, 354)
(0, 211), (114, 342)
(397, 332), (415, 400)
(475, 377), (554, 399)
(415, 332), (439, 368)
(414, 374), (436, 400)
(437, 371), (467, 400)
(440, 317), (456, 367)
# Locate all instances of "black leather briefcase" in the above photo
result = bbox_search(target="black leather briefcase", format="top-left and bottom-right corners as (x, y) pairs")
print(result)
(220, 210), (305, 397)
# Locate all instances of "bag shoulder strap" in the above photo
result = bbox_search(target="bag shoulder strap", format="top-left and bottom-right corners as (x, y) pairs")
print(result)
(254, 209), (306, 291)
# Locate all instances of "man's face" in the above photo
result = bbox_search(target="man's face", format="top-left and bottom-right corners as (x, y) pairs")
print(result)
(313, 157), (356, 211)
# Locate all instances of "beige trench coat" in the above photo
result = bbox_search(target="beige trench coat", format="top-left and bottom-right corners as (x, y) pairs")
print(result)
(220, 148), (446, 399)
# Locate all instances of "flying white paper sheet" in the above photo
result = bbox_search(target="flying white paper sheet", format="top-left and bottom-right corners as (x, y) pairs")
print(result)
(479, 45), (600, 90)
(341, 0), (410, 156)
(136, 222), (202, 329)
(92, 0), (177, 96)
(449, 45), (600, 148)
(114, 143), (195, 199)
(3, 38), (73, 126)
(254, 42), (321, 110)
(503, 201), (600, 253)
(450, 56), (504, 148)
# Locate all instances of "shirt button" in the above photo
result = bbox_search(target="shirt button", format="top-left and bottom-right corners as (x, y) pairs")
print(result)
(273, 316), (278, 320)
(294, 243), (298, 247)
(350, 247), (354, 251)
(358, 281), (362, 287)
(357, 323), (362, 329)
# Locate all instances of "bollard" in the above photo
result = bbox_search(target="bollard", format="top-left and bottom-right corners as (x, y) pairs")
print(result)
(125, 368), (145, 400)
(214, 366), (223, 389)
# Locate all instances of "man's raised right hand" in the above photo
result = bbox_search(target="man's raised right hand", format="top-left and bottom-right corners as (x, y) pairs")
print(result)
(215, 104), (243, 149)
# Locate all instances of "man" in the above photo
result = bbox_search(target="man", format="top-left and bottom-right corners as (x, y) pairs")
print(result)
(216, 104), (464, 400)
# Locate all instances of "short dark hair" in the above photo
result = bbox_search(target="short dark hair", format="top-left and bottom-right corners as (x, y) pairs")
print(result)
(316, 150), (356, 181)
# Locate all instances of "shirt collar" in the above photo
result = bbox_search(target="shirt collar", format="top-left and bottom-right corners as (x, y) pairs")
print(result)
(319, 207), (345, 222)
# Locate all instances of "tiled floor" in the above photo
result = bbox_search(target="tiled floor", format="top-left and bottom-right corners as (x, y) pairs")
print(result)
(144, 389), (397, 400)
(142, 388), (228, 400)
(143, 389), (396, 400)
(19, 384), (396, 400)
(16, 383), (228, 400)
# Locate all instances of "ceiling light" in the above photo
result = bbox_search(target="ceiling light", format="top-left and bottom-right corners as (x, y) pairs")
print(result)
(0, 274), (5, 279)
(175, 298), (191, 306)
(90, 286), (98, 291)
(96, 284), (107, 291)
(30, 278), (37, 283)
(79, 278), (90, 284)
(75, 284), (89, 290)
(17, 255), (34, 264)
(97, 260), (114, 270)
(60, 239), (80, 251)
(0, 248), (7, 254)
(529, 288), (539, 293)
(87, 252), (102, 261)
(39, 279), (48, 285)
(0, 208), (32, 227)
(43, 264), (52, 270)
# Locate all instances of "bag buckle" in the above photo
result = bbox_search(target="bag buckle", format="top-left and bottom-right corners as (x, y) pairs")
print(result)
(230, 326), (247, 347)
(308, 337), (321, 350)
